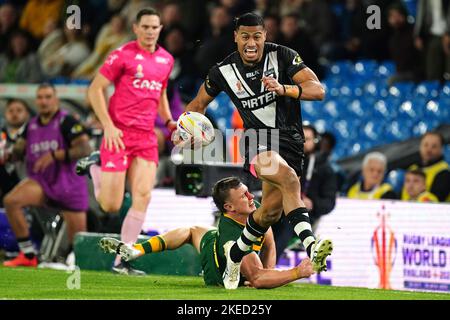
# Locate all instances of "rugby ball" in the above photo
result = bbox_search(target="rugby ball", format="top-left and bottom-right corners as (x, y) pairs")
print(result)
(176, 111), (215, 146)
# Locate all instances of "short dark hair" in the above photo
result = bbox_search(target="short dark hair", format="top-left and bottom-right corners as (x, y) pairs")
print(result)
(6, 98), (31, 113)
(136, 8), (160, 23)
(388, 2), (409, 18)
(406, 169), (426, 180)
(421, 131), (445, 146)
(212, 177), (242, 213)
(37, 82), (56, 93)
(235, 12), (264, 31)
(321, 131), (336, 149)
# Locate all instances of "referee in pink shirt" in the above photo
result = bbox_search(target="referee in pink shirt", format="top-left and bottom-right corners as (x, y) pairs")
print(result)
(77, 8), (177, 275)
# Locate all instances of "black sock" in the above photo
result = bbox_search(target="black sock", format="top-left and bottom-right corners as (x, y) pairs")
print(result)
(230, 213), (268, 262)
(17, 237), (36, 259)
(286, 207), (316, 257)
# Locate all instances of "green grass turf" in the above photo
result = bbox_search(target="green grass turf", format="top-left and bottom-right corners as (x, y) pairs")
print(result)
(0, 266), (449, 300)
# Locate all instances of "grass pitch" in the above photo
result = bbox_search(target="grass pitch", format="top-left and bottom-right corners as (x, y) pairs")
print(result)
(1, 266), (449, 300)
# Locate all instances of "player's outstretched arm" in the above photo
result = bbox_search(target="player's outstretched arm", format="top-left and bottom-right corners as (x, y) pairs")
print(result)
(185, 83), (215, 114)
(240, 253), (314, 289)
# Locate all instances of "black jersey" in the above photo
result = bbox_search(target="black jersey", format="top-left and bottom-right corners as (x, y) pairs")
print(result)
(204, 42), (307, 136)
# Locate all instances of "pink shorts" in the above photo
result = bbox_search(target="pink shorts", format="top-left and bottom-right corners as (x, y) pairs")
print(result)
(100, 128), (158, 172)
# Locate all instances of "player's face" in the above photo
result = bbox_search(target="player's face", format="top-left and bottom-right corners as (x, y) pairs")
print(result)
(362, 160), (385, 187)
(133, 15), (163, 49)
(303, 128), (316, 154)
(420, 134), (442, 164)
(36, 87), (59, 116)
(5, 101), (29, 128)
(234, 25), (266, 65)
(404, 174), (426, 199)
(225, 184), (256, 215)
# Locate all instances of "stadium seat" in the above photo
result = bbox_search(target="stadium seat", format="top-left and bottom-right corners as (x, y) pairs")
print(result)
(364, 80), (388, 98)
(385, 120), (413, 142)
(444, 145), (450, 163)
(376, 61), (395, 79)
(373, 99), (395, 119)
(440, 81), (450, 102)
(323, 100), (342, 118)
(302, 100), (324, 121)
(397, 100), (423, 120)
(414, 80), (440, 99)
(388, 81), (415, 99)
(345, 99), (366, 118)
(313, 118), (333, 134)
(386, 169), (406, 194)
(353, 60), (378, 80)
(327, 60), (354, 78)
(426, 99), (450, 122)
(412, 120), (437, 137)
(360, 120), (385, 143)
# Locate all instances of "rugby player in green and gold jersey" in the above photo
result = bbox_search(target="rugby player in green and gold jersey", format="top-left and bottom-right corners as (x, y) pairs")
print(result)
(100, 177), (314, 288)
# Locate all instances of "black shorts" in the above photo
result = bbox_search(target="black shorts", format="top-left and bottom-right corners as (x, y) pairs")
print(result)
(240, 129), (305, 178)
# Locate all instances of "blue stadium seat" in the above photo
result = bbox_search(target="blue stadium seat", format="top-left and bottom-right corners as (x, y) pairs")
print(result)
(444, 145), (450, 164)
(423, 99), (449, 123)
(397, 100), (423, 120)
(327, 60), (354, 78)
(440, 81), (450, 102)
(313, 118), (333, 134)
(332, 119), (358, 140)
(388, 81), (415, 99)
(373, 99), (395, 120)
(412, 120), (439, 137)
(376, 61), (395, 79)
(207, 93), (234, 131)
(360, 120), (385, 142)
(323, 100), (342, 118)
(414, 80), (440, 99)
(386, 169), (406, 194)
(353, 60), (378, 79)
(385, 120), (413, 142)
(345, 99), (366, 118)
(402, 0), (417, 19)
(364, 80), (388, 98)
(302, 100), (325, 121)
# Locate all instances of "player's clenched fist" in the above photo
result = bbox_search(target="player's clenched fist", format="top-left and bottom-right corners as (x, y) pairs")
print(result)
(262, 76), (284, 95)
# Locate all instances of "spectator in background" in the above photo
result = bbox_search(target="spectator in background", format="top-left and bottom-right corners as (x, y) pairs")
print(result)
(19, 0), (64, 42)
(119, 0), (153, 28)
(263, 14), (281, 43)
(319, 131), (336, 160)
(37, 19), (65, 71)
(41, 25), (90, 78)
(72, 15), (131, 80)
(163, 25), (198, 100)
(296, 0), (337, 64)
(254, 0), (279, 17)
(219, 0), (255, 17)
(414, 0), (450, 81)
(159, 1), (183, 43)
(279, 13), (320, 77)
(0, 3), (19, 54)
(2, 83), (91, 267)
(402, 169), (439, 202)
(195, 5), (235, 78)
(402, 132), (450, 202)
(0, 99), (30, 203)
(272, 124), (337, 261)
(0, 30), (43, 83)
(387, 2), (422, 86)
(347, 152), (397, 200)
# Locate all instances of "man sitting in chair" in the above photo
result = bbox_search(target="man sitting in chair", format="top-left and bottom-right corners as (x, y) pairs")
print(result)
(3, 83), (92, 267)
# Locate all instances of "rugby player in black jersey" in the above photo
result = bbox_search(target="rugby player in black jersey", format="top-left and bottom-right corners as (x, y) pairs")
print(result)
(175, 12), (333, 289)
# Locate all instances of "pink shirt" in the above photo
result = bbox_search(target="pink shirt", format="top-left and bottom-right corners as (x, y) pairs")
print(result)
(100, 40), (174, 132)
